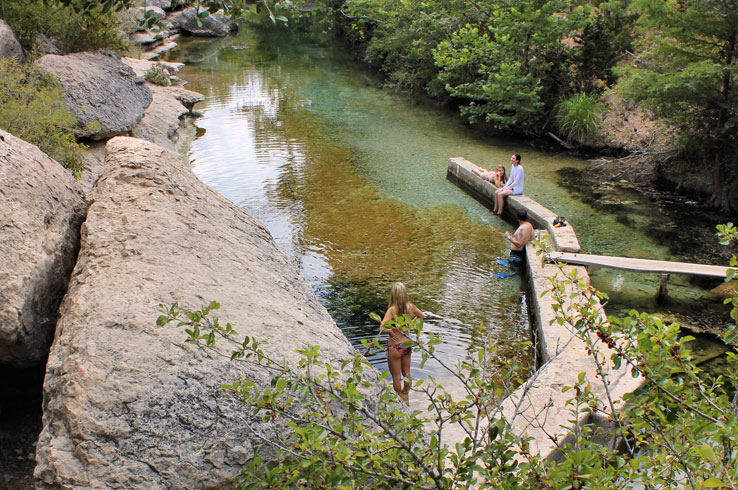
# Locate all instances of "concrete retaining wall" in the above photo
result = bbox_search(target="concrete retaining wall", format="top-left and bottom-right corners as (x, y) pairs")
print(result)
(447, 157), (643, 460)
(447, 157), (580, 253)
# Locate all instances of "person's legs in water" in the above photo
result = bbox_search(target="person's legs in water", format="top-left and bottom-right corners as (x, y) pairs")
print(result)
(401, 350), (412, 395)
(508, 249), (525, 276)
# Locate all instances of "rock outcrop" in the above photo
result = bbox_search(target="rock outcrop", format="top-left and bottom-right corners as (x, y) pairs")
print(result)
(123, 57), (203, 152)
(0, 19), (24, 62)
(131, 85), (203, 151)
(35, 52), (152, 139)
(35, 137), (358, 489)
(133, 5), (167, 22)
(173, 8), (238, 37)
(0, 130), (87, 368)
(143, 0), (172, 10)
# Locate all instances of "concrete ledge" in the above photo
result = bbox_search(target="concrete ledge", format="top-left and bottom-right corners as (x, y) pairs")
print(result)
(447, 156), (643, 460)
(499, 241), (643, 459)
(447, 157), (580, 253)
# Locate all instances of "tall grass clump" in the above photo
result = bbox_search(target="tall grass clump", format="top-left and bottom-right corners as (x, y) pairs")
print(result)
(0, 58), (86, 176)
(555, 92), (604, 142)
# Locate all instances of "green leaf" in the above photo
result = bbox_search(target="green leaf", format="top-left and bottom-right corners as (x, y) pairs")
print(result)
(695, 443), (717, 463)
(703, 478), (724, 488)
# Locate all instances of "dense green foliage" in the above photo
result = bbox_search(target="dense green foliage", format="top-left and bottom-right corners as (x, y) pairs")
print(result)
(294, 0), (632, 136)
(161, 225), (738, 489)
(0, 59), (86, 176)
(0, 0), (126, 54)
(618, 0), (738, 210)
(433, 0), (587, 133)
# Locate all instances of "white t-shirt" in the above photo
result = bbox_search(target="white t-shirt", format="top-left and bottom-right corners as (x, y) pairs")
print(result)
(504, 164), (524, 195)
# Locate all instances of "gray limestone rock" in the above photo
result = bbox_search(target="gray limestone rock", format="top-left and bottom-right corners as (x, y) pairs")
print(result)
(36, 34), (62, 55)
(34, 137), (360, 489)
(131, 30), (165, 45)
(0, 129), (87, 367)
(122, 56), (184, 78)
(0, 19), (24, 62)
(134, 5), (167, 21)
(173, 8), (238, 37)
(132, 85), (204, 151)
(143, 0), (172, 10)
(35, 52), (153, 139)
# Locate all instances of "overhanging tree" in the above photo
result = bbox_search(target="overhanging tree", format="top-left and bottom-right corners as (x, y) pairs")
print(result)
(619, 0), (738, 210)
(432, 0), (588, 134)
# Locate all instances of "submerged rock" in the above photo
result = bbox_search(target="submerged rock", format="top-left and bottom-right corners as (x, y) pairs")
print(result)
(708, 279), (738, 300)
(35, 137), (359, 489)
(35, 52), (152, 139)
(0, 129), (86, 367)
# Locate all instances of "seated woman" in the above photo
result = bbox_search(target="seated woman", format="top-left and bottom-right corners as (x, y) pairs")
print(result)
(494, 154), (523, 215)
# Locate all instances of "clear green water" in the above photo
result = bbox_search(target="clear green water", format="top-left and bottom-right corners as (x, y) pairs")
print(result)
(162, 29), (731, 378)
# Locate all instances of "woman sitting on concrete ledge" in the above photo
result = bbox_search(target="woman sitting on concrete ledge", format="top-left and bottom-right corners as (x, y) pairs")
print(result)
(494, 154), (523, 215)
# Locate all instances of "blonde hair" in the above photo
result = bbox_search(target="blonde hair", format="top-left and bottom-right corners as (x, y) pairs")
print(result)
(389, 282), (409, 316)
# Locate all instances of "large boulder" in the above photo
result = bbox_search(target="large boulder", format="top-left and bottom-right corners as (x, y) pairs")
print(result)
(35, 137), (361, 489)
(133, 5), (167, 22)
(0, 129), (86, 367)
(173, 8), (238, 37)
(0, 19), (24, 62)
(35, 52), (152, 139)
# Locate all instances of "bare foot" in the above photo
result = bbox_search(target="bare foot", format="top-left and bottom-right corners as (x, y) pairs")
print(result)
(399, 391), (409, 405)
(402, 376), (412, 395)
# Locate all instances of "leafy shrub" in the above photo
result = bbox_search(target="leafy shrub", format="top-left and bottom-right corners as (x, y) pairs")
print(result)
(0, 0), (126, 54)
(160, 223), (738, 489)
(145, 64), (171, 86)
(0, 58), (86, 176)
(554, 92), (604, 142)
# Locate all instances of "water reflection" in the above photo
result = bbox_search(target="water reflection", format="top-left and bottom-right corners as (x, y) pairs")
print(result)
(165, 28), (731, 381)
(168, 31), (532, 381)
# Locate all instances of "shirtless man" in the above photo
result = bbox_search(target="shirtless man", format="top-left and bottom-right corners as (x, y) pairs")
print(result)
(504, 209), (535, 264)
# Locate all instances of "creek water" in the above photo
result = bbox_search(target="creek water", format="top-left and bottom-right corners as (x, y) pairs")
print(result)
(162, 29), (733, 380)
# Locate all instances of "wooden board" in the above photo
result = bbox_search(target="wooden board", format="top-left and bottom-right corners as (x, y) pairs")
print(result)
(548, 252), (731, 278)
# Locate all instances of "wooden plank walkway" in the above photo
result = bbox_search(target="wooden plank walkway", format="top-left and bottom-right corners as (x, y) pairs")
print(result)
(547, 252), (731, 278)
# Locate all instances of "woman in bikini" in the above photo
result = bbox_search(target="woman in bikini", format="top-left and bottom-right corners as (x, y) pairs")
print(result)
(473, 164), (507, 188)
(379, 282), (424, 400)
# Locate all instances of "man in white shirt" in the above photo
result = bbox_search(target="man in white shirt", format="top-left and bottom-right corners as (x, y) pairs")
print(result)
(493, 154), (523, 215)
